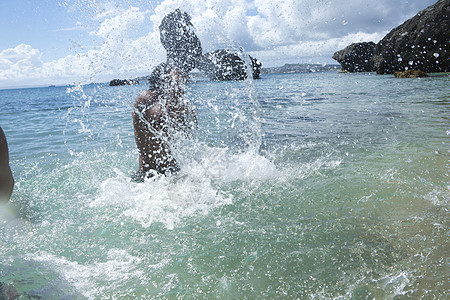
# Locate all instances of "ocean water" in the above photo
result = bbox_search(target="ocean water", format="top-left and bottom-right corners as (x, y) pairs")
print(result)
(0, 71), (448, 299)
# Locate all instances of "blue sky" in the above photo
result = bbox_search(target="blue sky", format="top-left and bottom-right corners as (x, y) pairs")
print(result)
(0, 0), (160, 62)
(0, 0), (437, 88)
(1, 1), (75, 61)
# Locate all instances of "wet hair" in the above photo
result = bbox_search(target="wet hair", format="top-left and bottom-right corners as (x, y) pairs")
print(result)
(148, 63), (188, 93)
(148, 63), (171, 92)
(159, 9), (202, 73)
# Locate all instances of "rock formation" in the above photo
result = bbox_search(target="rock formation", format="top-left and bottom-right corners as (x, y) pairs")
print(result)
(198, 49), (262, 81)
(251, 56), (262, 79)
(333, 0), (449, 74)
(332, 42), (376, 72)
(393, 70), (430, 78)
(109, 79), (139, 86)
(374, 0), (449, 74)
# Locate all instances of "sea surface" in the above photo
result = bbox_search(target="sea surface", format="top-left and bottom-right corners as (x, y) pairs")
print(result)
(0, 71), (448, 299)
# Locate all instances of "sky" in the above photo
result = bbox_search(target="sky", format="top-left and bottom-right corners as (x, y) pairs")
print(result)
(0, 0), (437, 89)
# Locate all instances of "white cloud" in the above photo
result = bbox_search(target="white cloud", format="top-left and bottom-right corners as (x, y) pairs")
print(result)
(139, 0), (437, 57)
(0, 44), (96, 87)
(93, 7), (147, 39)
(0, 44), (43, 80)
(249, 31), (387, 67)
(0, 0), (437, 88)
(0, 6), (165, 88)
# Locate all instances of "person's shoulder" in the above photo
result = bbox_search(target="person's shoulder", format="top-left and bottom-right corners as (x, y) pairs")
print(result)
(138, 89), (158, 98)
(135, 90), (158, 105)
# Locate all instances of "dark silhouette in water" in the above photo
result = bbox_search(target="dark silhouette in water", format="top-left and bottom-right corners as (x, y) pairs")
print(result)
(0, 127), (14, 202)
(132, 10), (199, 180)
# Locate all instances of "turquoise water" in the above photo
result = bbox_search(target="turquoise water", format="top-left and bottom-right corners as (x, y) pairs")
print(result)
(0, 72), (448, 299)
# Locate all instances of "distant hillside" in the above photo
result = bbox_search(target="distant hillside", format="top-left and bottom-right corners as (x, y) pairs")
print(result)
(261, 63), (340, 75)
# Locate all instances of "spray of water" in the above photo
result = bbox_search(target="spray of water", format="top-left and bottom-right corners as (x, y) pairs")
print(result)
(56, 2), (270, 231)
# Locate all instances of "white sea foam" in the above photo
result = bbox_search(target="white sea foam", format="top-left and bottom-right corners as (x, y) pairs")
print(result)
(91, 173), (230, 230)
(424, 187), (450, 207)
(185, 146), (277, 183)
(334, 270), (411, 299)
(27, 249), (157, 298)
(90, 147), (276, 229)
(0, 203), (33, 244)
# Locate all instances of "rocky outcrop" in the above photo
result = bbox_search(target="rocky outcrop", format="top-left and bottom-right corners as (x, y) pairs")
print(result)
(109, 79), (139, 86)
(394, 70), (430, 78)
(251, 56), (262, 79)
(374, 0), (449, 74)
(333, 0), (449, 74)
(332, 42), (376, 72)
(198, 50), (262, 81)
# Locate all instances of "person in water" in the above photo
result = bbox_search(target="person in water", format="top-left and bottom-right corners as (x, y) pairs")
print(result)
(0, 127), (14, 202)
(133, 65), (197, 177)
(133, 9), (202, 178)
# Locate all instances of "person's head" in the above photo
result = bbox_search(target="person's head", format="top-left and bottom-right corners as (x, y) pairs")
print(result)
(148, 63), (188, 97)
(167, 67), (188, 97)
(159, 9), (202, 73)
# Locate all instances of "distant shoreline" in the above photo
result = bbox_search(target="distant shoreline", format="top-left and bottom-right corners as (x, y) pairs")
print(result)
(129, 63), (342, 84)
(2, 66), (448, 91)
(261, 63), (341, 75)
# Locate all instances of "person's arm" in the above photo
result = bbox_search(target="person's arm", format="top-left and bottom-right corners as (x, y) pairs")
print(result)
(132, 90), (167, 172)
(165, 67), (198, 131)
(0, 127), (14, 203)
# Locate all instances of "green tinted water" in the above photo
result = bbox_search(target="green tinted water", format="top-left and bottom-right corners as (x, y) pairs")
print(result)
(0, 72), (448, 298)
